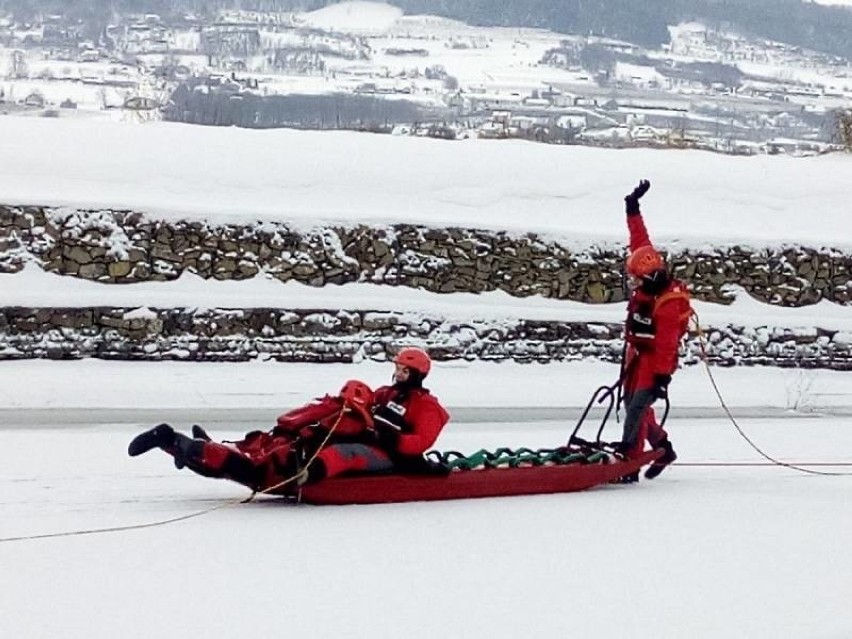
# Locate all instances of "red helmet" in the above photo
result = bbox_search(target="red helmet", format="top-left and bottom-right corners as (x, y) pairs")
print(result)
(339, 379), (374, 425)
(626, 245), (664, 277)
(393, 346), (431, 376)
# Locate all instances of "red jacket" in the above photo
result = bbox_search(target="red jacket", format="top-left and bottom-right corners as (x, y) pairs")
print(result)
(275, 395), (370, 438)
(628, 211), (654, 254)
(373, 386), (450, 456)
(625, 213), (692, 391)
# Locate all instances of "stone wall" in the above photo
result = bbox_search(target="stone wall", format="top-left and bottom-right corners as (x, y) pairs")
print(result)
(2, 204), (851, 370)
(2, 205), (851, 306)
(1, 306), (850, 370)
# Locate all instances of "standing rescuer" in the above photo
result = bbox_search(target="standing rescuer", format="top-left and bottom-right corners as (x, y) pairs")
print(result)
(617, 179), (693, 481)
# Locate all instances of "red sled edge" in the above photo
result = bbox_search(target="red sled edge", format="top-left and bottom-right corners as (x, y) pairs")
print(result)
(296, 449), (664, 505)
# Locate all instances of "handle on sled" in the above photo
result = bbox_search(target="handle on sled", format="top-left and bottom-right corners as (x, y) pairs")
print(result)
(568, 379), (619, 447)
(659, 396), (670, 427)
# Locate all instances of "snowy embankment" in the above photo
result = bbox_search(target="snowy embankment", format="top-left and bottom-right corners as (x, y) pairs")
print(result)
(0, 117), (851, 410)
(2, 117), (852, 639)
(0, 117), (850, 248)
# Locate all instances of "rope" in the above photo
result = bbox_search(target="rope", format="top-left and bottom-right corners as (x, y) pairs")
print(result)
(675, 462), (852, 467)
(244, 409), (344, 502)
(693, 313), (852, 478)
(0, 408), (347, 544)
(0, 503), (242, 544)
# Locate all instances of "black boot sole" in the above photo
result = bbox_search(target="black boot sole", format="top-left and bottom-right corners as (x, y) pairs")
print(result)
(128, 423), (175, 457)
(191, 424), (212, 441)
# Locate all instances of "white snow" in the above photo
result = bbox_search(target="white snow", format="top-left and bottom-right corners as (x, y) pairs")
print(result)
(614, 61), (667, 88)
(0, 358), (851, 413)
(1, 374), (852, 639)
(300, 1), (404, 34)
(1, 114), (852, 639)
(4, 267), (852, 333)
(0, 117), (851, 249)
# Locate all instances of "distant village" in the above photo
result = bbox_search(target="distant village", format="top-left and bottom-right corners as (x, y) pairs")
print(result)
(1, 7), (851, 156)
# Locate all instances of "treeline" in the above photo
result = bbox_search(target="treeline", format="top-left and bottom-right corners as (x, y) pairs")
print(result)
(393, 0), (852, 59)
(3, 0), (852, 60)
(163, 79), (441, 129)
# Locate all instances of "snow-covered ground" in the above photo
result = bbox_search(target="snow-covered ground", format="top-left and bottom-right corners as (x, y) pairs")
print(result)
(0, 117), (850, 248)
(1, 358), (851, 414)
(301, 1), (403, 34)
(2, 408), (852, 639)
(1, 115), (852, 638)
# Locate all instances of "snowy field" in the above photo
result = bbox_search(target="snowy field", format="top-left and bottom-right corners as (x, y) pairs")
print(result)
(1, 114), (852, 638)
(1, 117), (851, 249)
(2, 360), (852, 639)
(2, 405), (852, 639)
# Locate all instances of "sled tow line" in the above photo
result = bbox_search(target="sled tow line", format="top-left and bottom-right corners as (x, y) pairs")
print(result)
(0, 407), (347, 544)
(693, 312), (852, 478)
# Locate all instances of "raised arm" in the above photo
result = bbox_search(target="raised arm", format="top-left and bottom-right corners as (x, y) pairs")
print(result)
(625, 179), (653, 251)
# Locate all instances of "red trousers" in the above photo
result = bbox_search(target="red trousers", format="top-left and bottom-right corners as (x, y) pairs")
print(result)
(316, 443), (394, 479)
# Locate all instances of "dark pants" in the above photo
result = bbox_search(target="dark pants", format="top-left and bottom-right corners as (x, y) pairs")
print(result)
(165, 433), (294, 491)
(621, 389), (668, 458)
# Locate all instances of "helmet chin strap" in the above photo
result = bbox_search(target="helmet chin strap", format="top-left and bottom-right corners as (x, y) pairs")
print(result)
(640, 269), (669, 295)
(393, 371), (424, 393)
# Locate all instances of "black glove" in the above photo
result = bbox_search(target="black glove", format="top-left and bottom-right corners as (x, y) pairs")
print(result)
(624, 179), (651, 216)
(608, 440), (629, 455)
(373, 403), (408, 432)
(651, 373), (671, 400)
(373, 422), (400, 450)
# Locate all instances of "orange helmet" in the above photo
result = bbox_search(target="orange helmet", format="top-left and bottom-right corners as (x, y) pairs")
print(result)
(339, 379), (374, 425)
(393, 346), (431, 376)
(626, 245), (665, 277)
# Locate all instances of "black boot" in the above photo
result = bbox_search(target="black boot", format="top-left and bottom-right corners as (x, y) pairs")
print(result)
(608, 441), (630, 457)
(618, 471), (639, 484)
(170, 433), (262, 487)
(172, 432), (206, 470)
(128, 423), (175, 457)
(191, 424), (212, 441)
(645, 440), (677, 479)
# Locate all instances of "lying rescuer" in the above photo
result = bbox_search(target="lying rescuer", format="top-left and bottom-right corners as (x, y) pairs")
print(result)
(614, 179), (693, 482)
(126, 347), (450, 491)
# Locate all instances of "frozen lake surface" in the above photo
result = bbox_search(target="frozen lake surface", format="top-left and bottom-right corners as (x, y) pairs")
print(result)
(2, 415), (851, 639)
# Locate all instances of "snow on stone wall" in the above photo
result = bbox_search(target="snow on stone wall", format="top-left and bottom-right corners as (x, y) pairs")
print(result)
(0, 306), (850, 370)
(1, 205), (851, 306)
(2, 204), (852, 369)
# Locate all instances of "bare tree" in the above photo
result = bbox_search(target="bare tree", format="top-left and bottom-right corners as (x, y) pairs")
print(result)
(834, 109), (852, 152)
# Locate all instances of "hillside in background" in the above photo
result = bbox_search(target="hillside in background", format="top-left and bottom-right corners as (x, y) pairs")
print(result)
(3, 0), (852, 59)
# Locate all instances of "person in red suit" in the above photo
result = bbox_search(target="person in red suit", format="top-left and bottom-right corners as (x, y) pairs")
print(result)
(126, 379), (378, 491)
(306, 346), (450, 483)
(127, 347), (449, 489)
(617, 179), (693, 481)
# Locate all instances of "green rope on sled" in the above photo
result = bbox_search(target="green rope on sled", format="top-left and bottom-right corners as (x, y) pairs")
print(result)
(426, 447), (609, 471)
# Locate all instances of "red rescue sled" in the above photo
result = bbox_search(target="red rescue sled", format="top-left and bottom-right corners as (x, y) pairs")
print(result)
(294, 449), (662, 505)
(292, 374), (669, 505)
